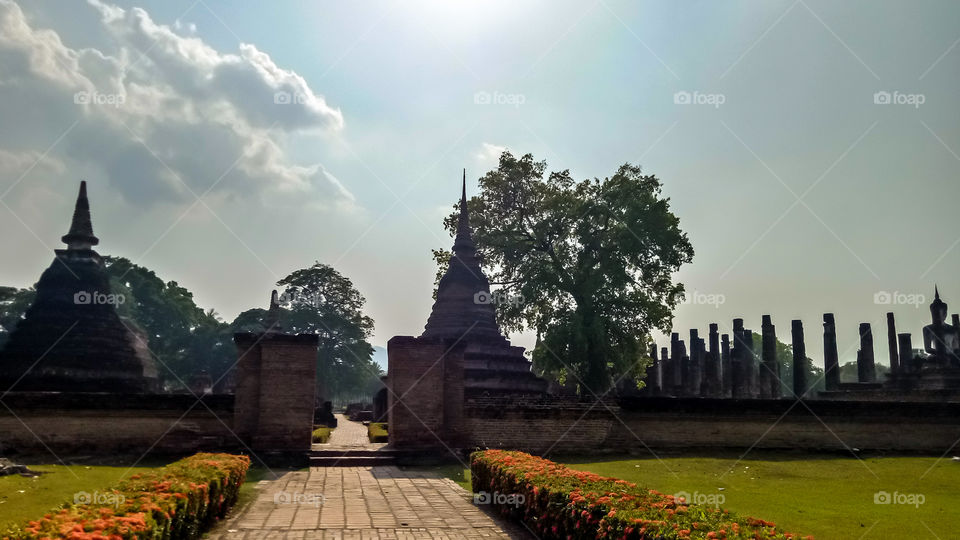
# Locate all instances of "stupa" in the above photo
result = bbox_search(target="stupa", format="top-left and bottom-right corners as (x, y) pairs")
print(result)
(0, 182), (158, 392)
(420, 172), (547, 395)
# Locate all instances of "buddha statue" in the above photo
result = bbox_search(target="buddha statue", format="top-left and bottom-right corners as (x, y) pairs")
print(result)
(922, 287), (960, 367)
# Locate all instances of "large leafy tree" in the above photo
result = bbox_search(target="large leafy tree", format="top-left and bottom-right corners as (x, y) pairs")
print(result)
(437, 151), (694, 395)
(234, 262), (380, 402)
(104, 257), (234, 387)
(0, 286), (36, 350)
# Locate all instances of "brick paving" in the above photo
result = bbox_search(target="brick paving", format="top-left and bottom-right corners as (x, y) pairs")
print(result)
(316, 414), (385, 450)
(208, 466), (532, 539)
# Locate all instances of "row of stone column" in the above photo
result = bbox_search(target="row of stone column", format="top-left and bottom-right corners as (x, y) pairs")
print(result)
(644, 311), (928, 399)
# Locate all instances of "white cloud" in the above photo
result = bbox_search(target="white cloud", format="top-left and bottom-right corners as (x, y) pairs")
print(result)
(475, 142), (506, 165)
(0, 0), (350, 207)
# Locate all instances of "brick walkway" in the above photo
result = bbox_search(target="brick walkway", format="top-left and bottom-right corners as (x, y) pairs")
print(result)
(209, 466), (531, 539)
(317, 414), (384, 450)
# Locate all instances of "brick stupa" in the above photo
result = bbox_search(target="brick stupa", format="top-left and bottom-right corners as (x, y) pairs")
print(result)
(418, 172), (547, 396)
(0, 182), (158, 392)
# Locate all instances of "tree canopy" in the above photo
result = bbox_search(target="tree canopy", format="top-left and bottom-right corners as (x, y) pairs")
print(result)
(0, 258), (380, 399)
(437, 151), (694, 395)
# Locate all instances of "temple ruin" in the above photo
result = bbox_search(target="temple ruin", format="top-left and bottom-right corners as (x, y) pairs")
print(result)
(0, 181), (158, 392)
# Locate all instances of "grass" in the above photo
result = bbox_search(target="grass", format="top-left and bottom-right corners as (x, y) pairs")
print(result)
(0, 462), (152, 531)
(367, 422), (388, 443)
(311, 426), (333, 443)
(559, 452), (960, 540)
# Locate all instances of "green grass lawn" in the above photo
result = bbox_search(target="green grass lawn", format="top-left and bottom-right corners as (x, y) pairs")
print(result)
(0, 462), (153, 531)
(561, 452), (960, 540)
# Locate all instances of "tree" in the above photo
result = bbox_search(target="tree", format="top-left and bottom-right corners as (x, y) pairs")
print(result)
(104, 257), (234, 387)
(437, 151), (694, 395)
(749, 331), (824, 395)
(0, 286), (36, 350)
(838, 361), (889, 383)
(235, 262), (380, 402)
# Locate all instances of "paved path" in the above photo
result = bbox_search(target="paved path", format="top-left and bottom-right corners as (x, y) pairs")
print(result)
(315, 414), (385, 451)
(209, 466), (530, 539)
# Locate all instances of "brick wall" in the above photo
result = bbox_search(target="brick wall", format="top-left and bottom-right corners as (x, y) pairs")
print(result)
(234, 332), (318, 452)
(0, 393), (236, 455)
(387, 336), (465, 447)
(464, 396), (960, 454)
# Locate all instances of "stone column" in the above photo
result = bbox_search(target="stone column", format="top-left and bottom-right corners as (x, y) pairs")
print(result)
(744, 330), (758, 398)
(661, 346), (670, 393)
(698, 338), (709, 396)
(761, 315), (779, 398)
(886, 312), (899, 375)
(857, 323), (876, 382)
(721, 333), (731, 397)
(792, 320), (807, 398)
(708, 324), (721, 397)
(689, 329), (702, 396)
(823, 313), (840, 391)
(649, 344), (661, 394)
(731, 319), (745, 398)
(897, 333), (913, 373)
(670, 333), (683, 393)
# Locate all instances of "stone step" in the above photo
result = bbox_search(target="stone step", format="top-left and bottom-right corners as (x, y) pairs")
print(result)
(309, 448), (400, 458)
(308, 455), (396, 467)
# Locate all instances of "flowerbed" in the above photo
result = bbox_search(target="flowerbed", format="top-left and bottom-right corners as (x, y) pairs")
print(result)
(5, 453), (250, 540)
(471, 450), (811, 540)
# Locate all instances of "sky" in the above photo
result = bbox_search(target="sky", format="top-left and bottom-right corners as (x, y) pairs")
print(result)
(0, 0), (958, 368)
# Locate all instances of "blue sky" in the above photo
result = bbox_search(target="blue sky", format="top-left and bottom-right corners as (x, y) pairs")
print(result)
(0, 0), (958, 366)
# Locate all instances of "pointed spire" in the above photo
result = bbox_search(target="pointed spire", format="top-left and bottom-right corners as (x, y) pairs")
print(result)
(935, 285), (941, 301)
(453, 169), (475, 253)
(61, 181), (99, 249)
(265, 290), (282, 333)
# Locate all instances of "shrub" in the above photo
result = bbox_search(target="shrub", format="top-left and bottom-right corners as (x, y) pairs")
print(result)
(367, 423), (388, 443)
(6, 453), (250, 540)
(470, 450), (811, 540)
(312, 426), (333, 443)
